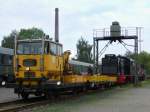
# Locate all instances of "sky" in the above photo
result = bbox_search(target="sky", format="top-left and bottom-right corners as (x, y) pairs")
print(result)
(0, 0), (150, 58)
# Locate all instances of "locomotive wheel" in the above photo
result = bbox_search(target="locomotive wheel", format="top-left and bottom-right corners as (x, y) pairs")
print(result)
(21, 93), (29, 100)
(82, 86), (87, 92)
(44, 91), (58, 100)
(72, 88), (80, 95)
(35, 92), (42, 97)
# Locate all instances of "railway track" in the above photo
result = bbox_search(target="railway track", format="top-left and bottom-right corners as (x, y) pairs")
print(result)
(0, 100), (50, 112)
(0, 92), (94, 112)
(0, 86), (117, 112)
(0, 97), (49, 112)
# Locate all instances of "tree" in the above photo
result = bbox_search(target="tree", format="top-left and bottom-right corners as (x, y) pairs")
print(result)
(125, 51), (150, 75)
(75, 37), (93, 63)
(18, 27), (45, 39)
(1, 27), (45, 49)
(1, 30), (17, 49)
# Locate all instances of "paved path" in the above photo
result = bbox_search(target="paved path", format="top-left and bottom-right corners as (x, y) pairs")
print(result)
(0, 88), (18, 103)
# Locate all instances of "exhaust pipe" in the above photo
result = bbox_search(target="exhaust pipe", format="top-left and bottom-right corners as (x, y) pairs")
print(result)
(55, 8), (59, 43)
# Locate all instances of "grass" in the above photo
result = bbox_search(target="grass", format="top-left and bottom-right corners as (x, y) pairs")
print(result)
(31, 89), (127, 112)
(31, 80), (150, 112)
(141, 79), (150, 87)
(30, 89), (115, 112)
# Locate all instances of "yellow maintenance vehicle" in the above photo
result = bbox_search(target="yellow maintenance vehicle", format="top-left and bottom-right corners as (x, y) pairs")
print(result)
(13, 8), (117, 99)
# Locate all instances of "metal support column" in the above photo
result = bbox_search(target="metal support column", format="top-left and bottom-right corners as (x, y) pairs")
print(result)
(93, 38), (96, 73)
(96, 40), (99, 73)
(135, 28), (138, 55)
(134, 27), (139, 85)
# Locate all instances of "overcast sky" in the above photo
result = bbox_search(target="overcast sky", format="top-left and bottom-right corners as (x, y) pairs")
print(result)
(0, 0), (149, 57)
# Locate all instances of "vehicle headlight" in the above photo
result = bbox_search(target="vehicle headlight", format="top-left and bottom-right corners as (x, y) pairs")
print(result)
(1, 81), (6, 86)
(57, 81), (61, 85)
(26, 67), (30, 71)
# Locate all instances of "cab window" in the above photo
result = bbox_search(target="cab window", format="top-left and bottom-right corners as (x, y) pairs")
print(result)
(50, 43), (57, 55)
(44, 42), (50, 54)
(49, 42), (62, 56)
(57, 45), (62, 56)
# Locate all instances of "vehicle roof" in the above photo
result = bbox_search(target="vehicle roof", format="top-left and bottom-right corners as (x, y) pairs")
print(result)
(0, 47), (14, 55)
(69, 60), (93, 67)
(17, 38), (62, 46)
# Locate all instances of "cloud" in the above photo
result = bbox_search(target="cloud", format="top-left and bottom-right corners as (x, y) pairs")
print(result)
(0, 0), (150, 57)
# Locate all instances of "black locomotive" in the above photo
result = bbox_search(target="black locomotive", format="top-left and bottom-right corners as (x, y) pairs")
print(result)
(102, 54), (145, 84)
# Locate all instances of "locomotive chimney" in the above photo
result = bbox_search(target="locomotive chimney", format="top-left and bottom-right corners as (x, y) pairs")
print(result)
(55, 8), (59, 43)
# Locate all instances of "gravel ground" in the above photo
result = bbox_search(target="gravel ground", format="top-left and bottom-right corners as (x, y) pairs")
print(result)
(0, 88), (18, 103)
(74, 88), (150, 112)
(23, 82), (150, 112)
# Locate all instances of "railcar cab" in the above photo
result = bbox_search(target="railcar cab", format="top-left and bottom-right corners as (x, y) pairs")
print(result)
(15, 38), (64, 87)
